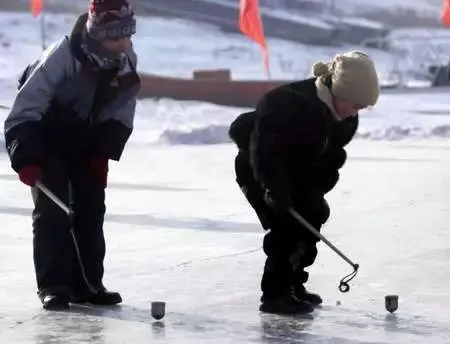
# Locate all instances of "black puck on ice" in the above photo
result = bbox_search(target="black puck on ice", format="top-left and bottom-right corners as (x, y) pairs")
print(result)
(151, 301), (166, 320)
(385, 295), (398, 313)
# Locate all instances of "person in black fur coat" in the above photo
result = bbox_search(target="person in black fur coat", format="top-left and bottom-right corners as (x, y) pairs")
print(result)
(229, 51), (380, 314)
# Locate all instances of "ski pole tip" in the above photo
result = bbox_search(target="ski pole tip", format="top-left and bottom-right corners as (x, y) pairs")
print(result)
(338, 281), (350, 293)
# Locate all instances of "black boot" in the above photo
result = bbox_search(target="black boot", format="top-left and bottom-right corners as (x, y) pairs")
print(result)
(89, 288), (122, 305)
(259, 293), (315, 314)
(293, 285), (322, 305)
(71, 287), (122, 305)
(38, 290), (70, 310)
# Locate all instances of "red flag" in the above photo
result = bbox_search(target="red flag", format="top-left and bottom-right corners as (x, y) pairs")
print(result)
(239, 0), (270, 76)
(442, 0), (450, 26)
(30, 0), (43, 17)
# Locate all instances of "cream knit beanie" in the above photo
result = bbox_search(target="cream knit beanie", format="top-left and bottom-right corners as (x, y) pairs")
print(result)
(312, 51), (380, 107)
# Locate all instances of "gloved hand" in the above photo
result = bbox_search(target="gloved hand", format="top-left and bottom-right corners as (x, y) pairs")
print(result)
(90, 158), (109, 188)
(264, 188), (292, 209)
(318, 147), (347, 170)
(18, 165), (41, 186)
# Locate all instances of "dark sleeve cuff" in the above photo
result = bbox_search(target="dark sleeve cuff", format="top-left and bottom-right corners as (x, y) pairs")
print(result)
(91, 120), (132, 161)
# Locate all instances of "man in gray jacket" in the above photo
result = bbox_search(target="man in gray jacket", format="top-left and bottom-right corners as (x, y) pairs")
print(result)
(3, 0), (140, 310)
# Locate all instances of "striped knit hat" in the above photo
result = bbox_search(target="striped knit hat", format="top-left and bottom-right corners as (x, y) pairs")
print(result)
(86, 0), (136, 41)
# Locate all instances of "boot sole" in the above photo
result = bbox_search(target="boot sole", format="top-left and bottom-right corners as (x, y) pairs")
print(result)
(42, 302), (70, 310)
(259, 304), (315, 314)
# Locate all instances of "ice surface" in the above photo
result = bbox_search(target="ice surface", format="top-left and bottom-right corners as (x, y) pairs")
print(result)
(1, 139), (450, 343)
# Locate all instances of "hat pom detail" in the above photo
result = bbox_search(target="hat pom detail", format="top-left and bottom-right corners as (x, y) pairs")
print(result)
(312, 62), (330, 77)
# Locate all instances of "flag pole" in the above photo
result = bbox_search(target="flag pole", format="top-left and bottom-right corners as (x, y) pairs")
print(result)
(40, 13), (46, 50)
(30, 0), (45, 50)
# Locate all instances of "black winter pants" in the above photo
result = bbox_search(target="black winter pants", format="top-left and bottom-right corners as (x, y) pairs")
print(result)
(234, 152), (330, 300)
(31, 158), (106, 295)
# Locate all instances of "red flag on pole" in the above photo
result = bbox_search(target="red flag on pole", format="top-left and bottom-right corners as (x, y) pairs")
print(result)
(442, 0), (450, 26)
(239, 0), (270, 77)
(30, 0), (43, 17)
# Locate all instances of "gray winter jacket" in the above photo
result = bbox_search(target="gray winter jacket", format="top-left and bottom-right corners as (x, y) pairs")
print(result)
(4, 13), (140, 172)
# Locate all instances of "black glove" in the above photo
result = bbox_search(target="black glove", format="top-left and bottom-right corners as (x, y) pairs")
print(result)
(321, 147), (347, 170)
(311, 168), (339, 194)
(264, 188), (292, 209)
